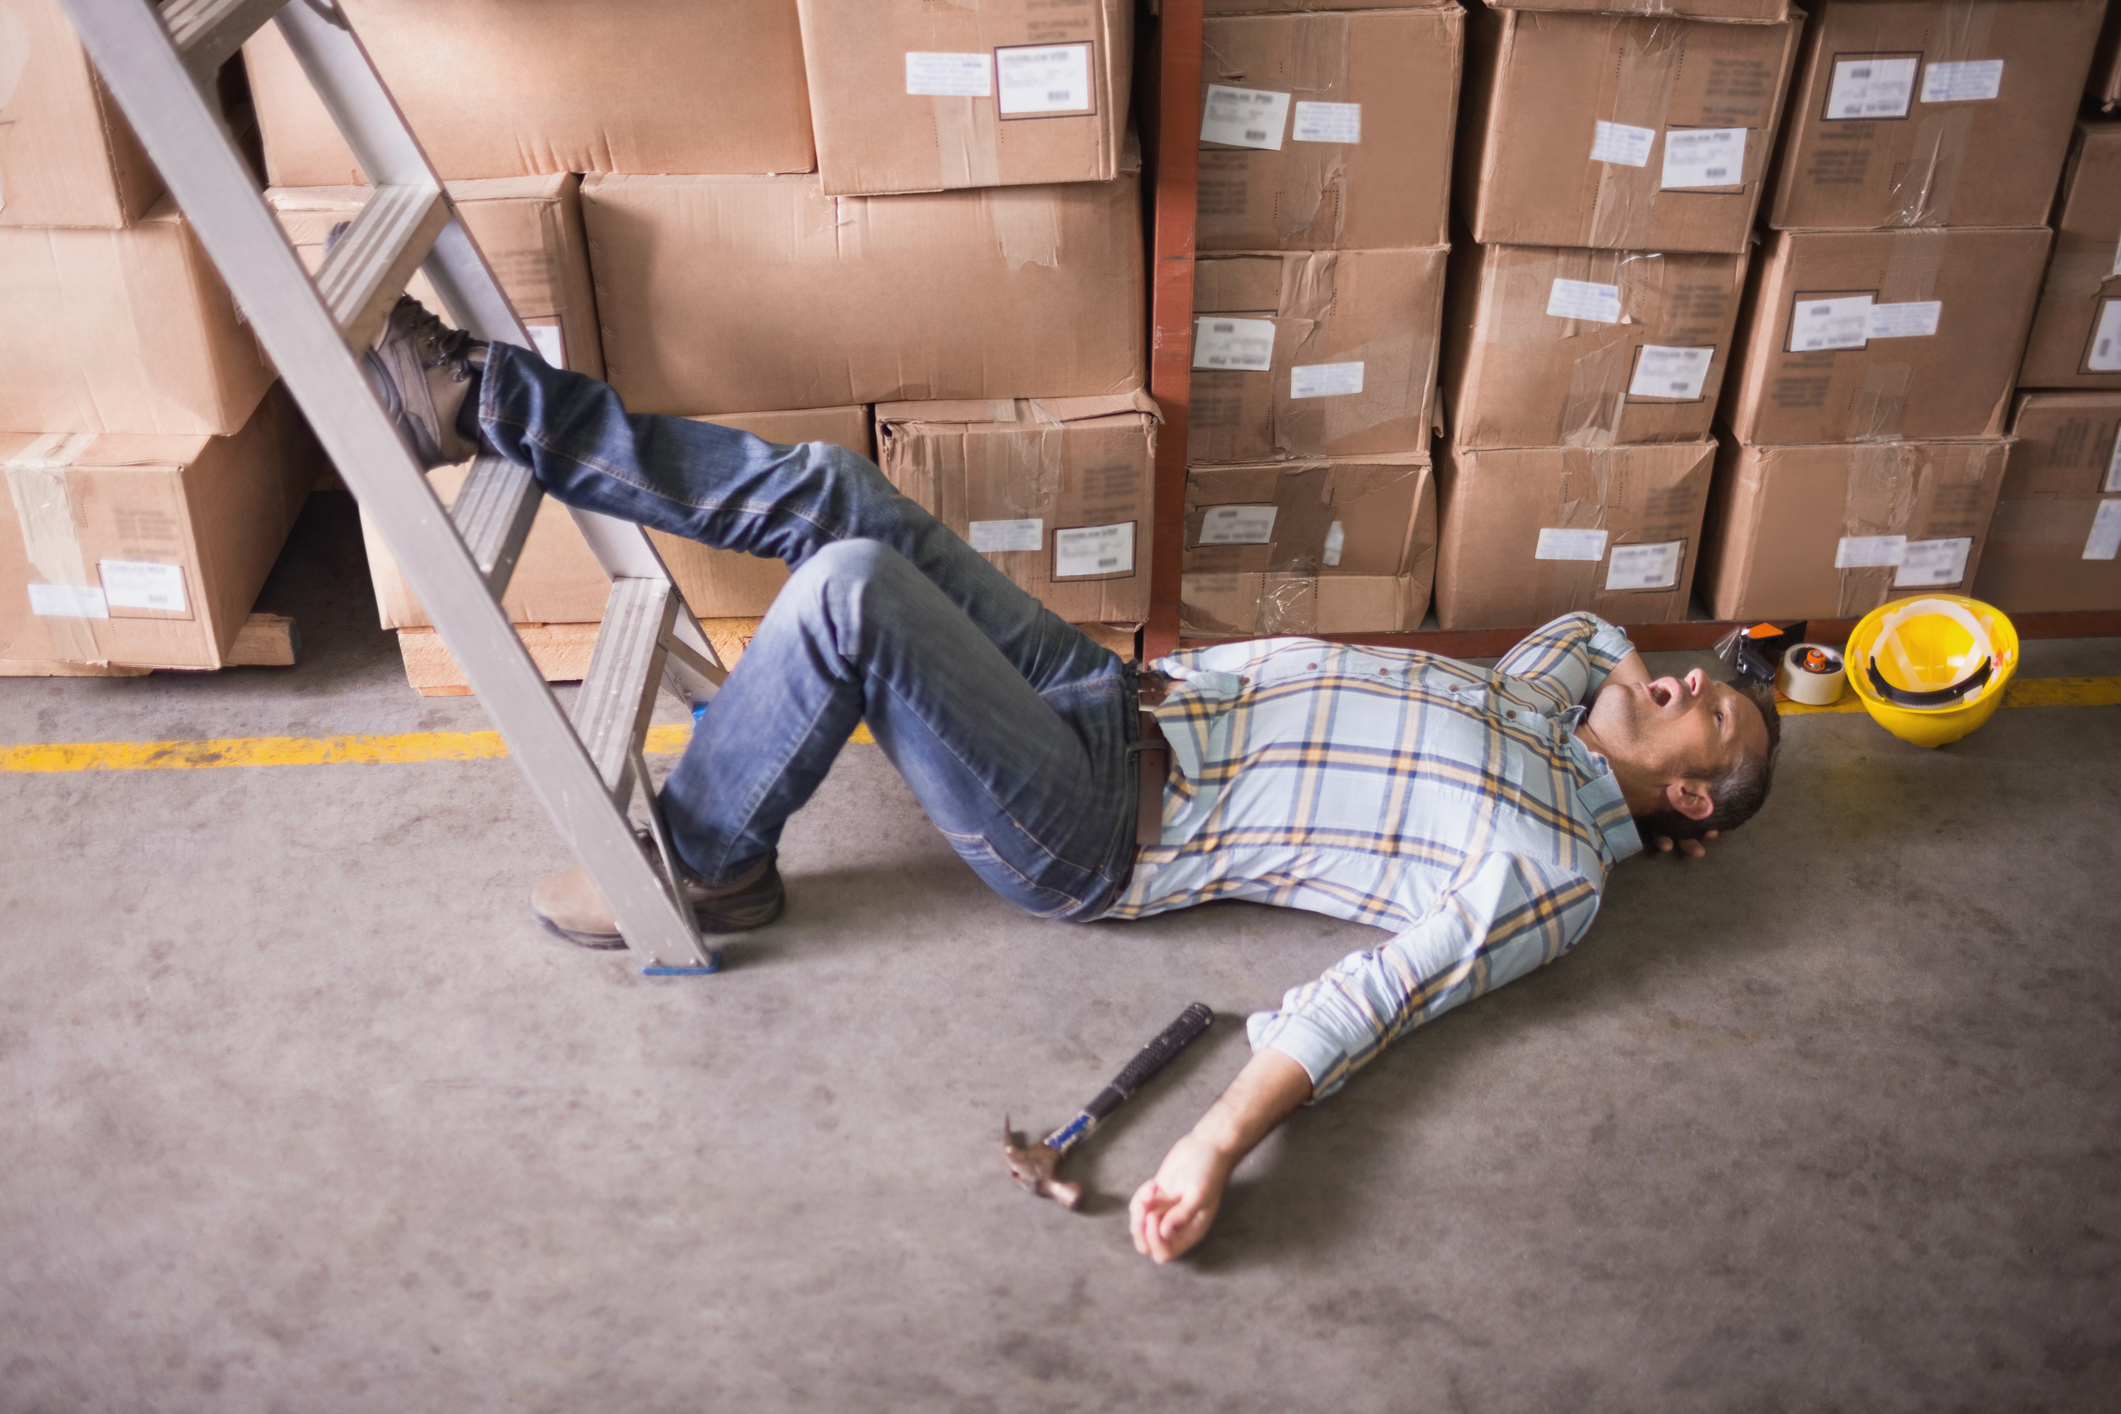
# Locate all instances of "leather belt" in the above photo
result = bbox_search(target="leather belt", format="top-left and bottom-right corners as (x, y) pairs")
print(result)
(1132, 669), (1177, 848)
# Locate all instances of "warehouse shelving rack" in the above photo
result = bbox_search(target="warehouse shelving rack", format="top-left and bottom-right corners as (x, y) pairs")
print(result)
(1136, 0), (2121, 661)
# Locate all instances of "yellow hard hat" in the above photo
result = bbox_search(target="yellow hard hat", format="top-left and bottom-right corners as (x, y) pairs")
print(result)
(1844, 594), (2018, 749)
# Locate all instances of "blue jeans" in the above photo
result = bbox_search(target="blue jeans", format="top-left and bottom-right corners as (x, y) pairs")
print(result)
(476, 344), (1140, 921)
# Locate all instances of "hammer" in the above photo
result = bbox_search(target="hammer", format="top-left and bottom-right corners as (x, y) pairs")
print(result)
(1003, 1002), (1214, 1209)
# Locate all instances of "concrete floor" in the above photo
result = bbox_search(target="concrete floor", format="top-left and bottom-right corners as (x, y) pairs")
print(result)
(4, 491), (2118, 1413)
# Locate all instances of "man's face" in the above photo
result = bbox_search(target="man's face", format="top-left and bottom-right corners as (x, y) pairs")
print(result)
(1587, 668), (1768, 784)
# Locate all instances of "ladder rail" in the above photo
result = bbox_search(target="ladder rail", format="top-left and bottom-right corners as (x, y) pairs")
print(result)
(58, 0), (720, 970)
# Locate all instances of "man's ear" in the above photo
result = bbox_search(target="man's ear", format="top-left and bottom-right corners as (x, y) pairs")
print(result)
(1664, 778), (1715, 822)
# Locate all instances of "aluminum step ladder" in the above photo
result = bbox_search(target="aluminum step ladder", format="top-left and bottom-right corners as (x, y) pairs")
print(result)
(61, 0), (730, 974)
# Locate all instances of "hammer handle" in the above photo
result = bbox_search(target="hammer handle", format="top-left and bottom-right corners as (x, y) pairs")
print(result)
(1082, 1002), (1214, 1124)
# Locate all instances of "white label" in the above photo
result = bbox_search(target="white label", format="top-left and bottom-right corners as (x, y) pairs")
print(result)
(1660, 127), (1747, 190)
(967, 518), (1043, 553)
(1604, 540), (1684, 591)
(27, 583), (109, 618)
(1546, 278), (1624, 325)
(2083, 500), (2121, 561)
(1836, 534), (1907, 568)
(1289, 361), (1364, 399)
(99, 559), (187, 613)
(1201, 85), (1290, 150)
(527, 323), (565, 369)
(1894, 536), (1973, 587)
(2105, 429), (2121, 494)
(1826, 56), (1918, 120)
(996, 44), (1092, 115)
(2089, 300), (2121, 373)
(1322, 520), (1345, 568)
(1198, 505), (1278, 546)
(1629, 345), (1714, 400)
(1292, 101), (1361, 144)
(1535, 527), (1609, 562)
(1590, 120), (1655, 168)
(1865, 300), (1942, 340)
(906, 52), (992, 98)
(1790, 294), (1874, 353)
(1054, 522), (1133, 578)
(1192, 316), (1276, 372)
(1921, 59), (2004, 104)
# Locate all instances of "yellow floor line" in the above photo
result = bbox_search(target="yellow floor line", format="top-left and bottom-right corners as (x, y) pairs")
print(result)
(2, 679), (2111, 775)
(1, 720), (874, 774)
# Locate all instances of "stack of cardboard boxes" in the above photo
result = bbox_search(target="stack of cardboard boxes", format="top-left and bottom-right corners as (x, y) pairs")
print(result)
(1178, 0), (1461, 637)
(1431, 0), (1803, 630)
(1697, 0), (2106, 622)
(247, 0), (1151, 690)
(1974, 113), (2121, 613)
(1, 0), (312, 676)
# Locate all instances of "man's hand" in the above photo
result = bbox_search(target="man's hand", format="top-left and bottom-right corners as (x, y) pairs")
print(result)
(1129, 1048), (1313, 1265)
(1653, 827), (1719, 860)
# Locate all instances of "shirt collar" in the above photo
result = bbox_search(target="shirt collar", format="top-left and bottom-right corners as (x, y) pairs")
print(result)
(1560, 708), (1643, 863)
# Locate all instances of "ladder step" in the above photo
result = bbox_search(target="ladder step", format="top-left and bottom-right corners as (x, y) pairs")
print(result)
(316, 182), (452, 350)
(574, 578), (678, 799)
(165, 0), (288, 82)
(451, 452), (544, 600)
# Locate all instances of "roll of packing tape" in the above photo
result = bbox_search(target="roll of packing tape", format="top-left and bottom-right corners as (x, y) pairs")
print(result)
(1778, 643), (1845, 706)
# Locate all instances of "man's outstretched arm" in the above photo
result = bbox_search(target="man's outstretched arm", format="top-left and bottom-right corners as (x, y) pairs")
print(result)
(1129, 1048), (1313, 1264)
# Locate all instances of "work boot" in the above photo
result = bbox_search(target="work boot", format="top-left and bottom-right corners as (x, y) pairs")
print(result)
(362, 295), (485, 470)
(529, 835), (785, 949)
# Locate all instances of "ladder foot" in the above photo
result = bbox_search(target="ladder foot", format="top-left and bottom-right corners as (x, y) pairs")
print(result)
(642, 957), (722, 977)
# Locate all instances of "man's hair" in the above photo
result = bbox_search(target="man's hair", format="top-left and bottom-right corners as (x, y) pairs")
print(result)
(1633, 678), (1781, 842)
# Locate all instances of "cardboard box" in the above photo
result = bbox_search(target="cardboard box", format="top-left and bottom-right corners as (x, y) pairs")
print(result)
(1697, 435), (2008, 620)
(1719, 226), (2049, 446)
(1179, 453), (1436, 637)
(796, 0), (1130, 197)
(1197, 6), (1462, 253)
(1190, 248), (1447, 465)
(1456, 3), (1801, 255)
(0, 194), (275, 436)
(2017, 122), (2121, 392)
(1433, 441), (1713, 630)
(362, 407), (874, 630)
(242, 0), (815, 187)
(1442, 242), (1748, 448)
(875, 393), (1159, 624)
(1, 384), (316, 668)
(581, 171), (1145, 415)
(1490, 0), (1790, 17)
(268, 176), (605, 380)
(1970, 393), (2121, 612)
(2094, 3), (2121, 112)
(1764, 0), (2105, 231)
(1205, 0), (1445, 13)
(0, 0), (162, 227)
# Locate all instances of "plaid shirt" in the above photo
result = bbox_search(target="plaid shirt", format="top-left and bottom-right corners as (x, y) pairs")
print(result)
(1102, 613), (1644, 1099)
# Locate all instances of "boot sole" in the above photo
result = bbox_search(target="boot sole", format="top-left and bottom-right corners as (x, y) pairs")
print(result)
(532, 879), (785, 950)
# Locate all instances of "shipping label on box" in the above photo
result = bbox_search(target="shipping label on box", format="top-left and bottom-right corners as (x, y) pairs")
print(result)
(1721, 227), (2049, 446)
(1698, 437), (2010, 622)
(1433, 442), (1714, 630)
(1457, 4), (1801, 254)
(1971, 392), (2121, 612)
(875, 392), (1159, 624)
(0, 0), (163, 227)
(1766, 0), (2106, 231)
(797, 0), (1131, 196)
(1196, 7), (1462, 253)
(243, 0), (815, 186)
(2018, 121), (2121, 391)
(1441, 242), (1746, 449)
(1, 386), (316, 669)
(582, 171), (1145, 414)
(1189, 248), (1446, 465)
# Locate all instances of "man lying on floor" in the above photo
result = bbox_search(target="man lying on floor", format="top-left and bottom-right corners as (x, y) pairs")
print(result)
(364, 299), (1781, 1265)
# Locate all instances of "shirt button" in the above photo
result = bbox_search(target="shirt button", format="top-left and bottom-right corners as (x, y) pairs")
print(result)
(1506, 710), (1517, 719)
(1448, 684), (1459, 693)
(1379, 668), (1389, 676)
(1306, 663), (1317, 670)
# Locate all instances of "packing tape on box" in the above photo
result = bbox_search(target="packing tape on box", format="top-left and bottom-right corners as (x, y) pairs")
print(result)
(4, 433), (106, 662)
(932, 95), (1003, 191)
(1837, 440), (1918, 616)
(1586, 20), (1681, 251)
(1885, 0), (1996, 227)
(1270, 252), (1436, 453)
(1847, 229), (1947, 441)
(987, 187), (1061, 271)
(1278, 13), (1355, 248)
(1778, 644), (1846, 706)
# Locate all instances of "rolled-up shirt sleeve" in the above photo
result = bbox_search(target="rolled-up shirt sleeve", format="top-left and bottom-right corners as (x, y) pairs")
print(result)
(1494, 613), (1636, 712)
(1247, 852), (1604, 1099)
